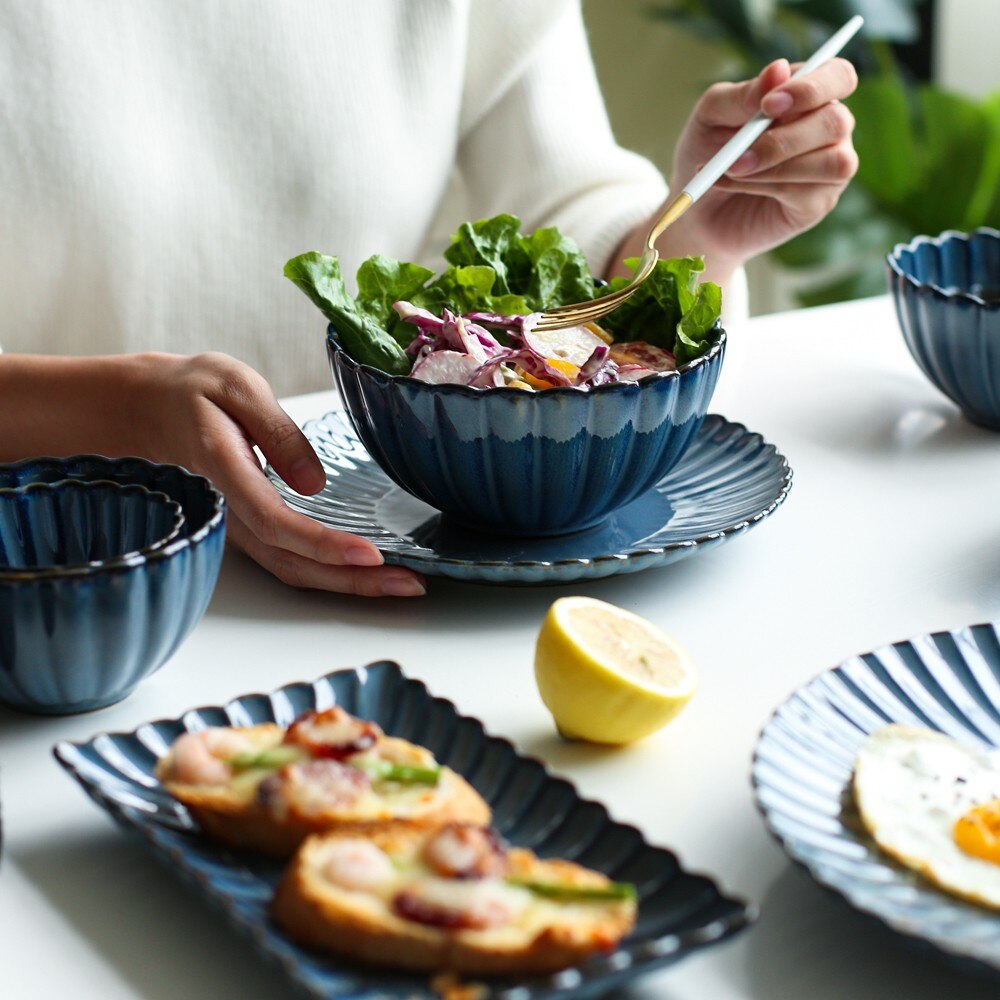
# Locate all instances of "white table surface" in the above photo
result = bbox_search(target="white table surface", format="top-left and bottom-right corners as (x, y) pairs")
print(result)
(2, 294), (998, 999)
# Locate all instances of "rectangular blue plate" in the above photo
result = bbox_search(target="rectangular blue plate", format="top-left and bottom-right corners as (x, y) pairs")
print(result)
(54, 662), (753, 999)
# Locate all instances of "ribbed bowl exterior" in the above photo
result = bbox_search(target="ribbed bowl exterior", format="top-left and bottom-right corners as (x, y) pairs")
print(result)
(753, 622), (1000, 977)
(0, 457), (225, 715)
(328, 325), (725, 535)
(0, 480), (184, 569)
(887, 228), (1000, 429)
(268, 410), (793, 585)
(55, 662), (754, 998)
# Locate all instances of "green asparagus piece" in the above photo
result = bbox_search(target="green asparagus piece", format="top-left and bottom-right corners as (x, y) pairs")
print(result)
(505, 878), (637, 902)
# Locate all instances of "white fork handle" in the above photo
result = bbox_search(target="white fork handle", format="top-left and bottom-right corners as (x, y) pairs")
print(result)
(682, 14), (864, 204)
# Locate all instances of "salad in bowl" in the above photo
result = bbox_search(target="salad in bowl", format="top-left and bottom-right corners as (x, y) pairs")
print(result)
(286, 213), (721, 389)
(285, 215), (726, 535)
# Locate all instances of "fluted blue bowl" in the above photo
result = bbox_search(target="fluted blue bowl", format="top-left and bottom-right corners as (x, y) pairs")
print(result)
(888, 228), (1000, 429)
(327, 323), (726, 535)
(0, 480), (184, 570)
(0, 457), (226, 715)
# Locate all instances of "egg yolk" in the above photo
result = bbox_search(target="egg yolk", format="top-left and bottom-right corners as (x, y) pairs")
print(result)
(522, 358), (580, 390)
(954, 799), (1000, 864)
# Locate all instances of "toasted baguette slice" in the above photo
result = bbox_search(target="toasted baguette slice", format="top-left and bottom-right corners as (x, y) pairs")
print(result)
(272, 824), (636, 977)
(155, 710), (490, 856)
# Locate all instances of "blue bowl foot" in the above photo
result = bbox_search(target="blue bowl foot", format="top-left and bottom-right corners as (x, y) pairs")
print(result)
(0, 685), (138, 717)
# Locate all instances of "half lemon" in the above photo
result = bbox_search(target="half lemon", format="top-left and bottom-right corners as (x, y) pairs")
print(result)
(534, 596), (698, 745)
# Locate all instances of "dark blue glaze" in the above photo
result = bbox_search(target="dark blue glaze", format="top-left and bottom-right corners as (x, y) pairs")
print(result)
(327, 323), (725, 535)
(268, 410), (793, 585)
(753, 621), (1000, 979)
(54, 662), (755, 998)
(0, 480), (183, 569)
(0, 457), (225, 715)
(887, 228), (1000, 429)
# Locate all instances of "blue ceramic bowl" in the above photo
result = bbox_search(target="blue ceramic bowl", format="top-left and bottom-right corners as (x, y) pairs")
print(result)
(0, 458), (225, 715)
(887, 228), (1000, 429)
(327, 324), (726, 535)
(0, 480), (184, 570)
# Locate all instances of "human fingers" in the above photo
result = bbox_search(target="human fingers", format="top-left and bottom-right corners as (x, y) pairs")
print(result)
(712, 175), (844, 217)
(201, 414), (385, 568)
(761, 58), (858, 119)
(172, 353), (385, 569)
(227, 514), (426, 597)
(692, 59), (792, 129)
(197, 352), (326, 497)
(719, 142), (858, 185)
(726, 102), (855, 177)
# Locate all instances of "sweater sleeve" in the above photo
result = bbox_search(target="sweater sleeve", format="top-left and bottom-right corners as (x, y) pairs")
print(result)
(455, 0), (666, 278)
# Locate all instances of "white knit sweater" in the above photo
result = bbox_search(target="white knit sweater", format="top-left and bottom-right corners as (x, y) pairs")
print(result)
(1, 1), (677, 395)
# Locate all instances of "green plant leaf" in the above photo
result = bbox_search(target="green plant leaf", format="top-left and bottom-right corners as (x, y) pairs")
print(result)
(794, 264), (888, 309)
(981, 92), (1000, 227)
(283, 252), (355, 321)
(924, 87), (1000, 230)
(283, 252), (411, 375)
(355, 255), (433, 324)
(518, 226), (596, 309)
(444, 214), (527, 297)
(792, 0), (920, 42)
(676, 280), (722, 364)
(442, 215), (595, 312)
(772, 186), (911, 269)
(600, 256), (717, 357)
(850, 74), (921, 205)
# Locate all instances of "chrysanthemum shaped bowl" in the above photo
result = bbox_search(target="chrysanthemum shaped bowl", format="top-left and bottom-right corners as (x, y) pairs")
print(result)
(887, 228), (1000, 429)
(753, 622), (1000, 978)
(327, 324), (725, 536)
(0, 479), (184, 570)
(0, 456), (225, 715)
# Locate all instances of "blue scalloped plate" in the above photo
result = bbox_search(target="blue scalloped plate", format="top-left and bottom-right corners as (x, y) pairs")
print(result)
(55, 662), (754, 999)
(266, 411), (792, 585)
(752, 623), (1000, 978)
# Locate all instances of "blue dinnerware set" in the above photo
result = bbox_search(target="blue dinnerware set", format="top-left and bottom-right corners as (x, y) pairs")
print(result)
(6, 226), (999, 994)
(888, 227), (1000, 428)
(0, 457), (225, 715)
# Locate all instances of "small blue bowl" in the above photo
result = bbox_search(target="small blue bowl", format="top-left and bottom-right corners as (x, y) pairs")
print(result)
(887, 228), (1000, 429)
(0, 480), (184, 570)
(0, 458), (225, 715)
(327, 324), (726, 535)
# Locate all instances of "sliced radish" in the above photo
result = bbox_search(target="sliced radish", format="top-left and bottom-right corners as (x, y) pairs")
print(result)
(617, 364), (656, 382)
(410, 350), (481, 384)
(523, 326), (606, 367)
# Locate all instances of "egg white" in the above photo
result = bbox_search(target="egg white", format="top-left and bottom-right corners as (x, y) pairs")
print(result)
(853, 724), (1000, 910)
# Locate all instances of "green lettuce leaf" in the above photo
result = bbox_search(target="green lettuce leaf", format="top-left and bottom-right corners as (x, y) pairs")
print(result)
(599, 256), (720, 363)
(286, 218), (720, 375)
(283, 252), (411, 375)
(356, 256), (433, 322)
(444, 214), (526, 296)
(676, 280), (722, 365)
(443, 214), (595, 311)
(411, 265), (529, 318)
(519, 227), (596, 309)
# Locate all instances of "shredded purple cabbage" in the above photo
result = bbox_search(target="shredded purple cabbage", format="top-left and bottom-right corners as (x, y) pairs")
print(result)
(392, 301), (656, 389)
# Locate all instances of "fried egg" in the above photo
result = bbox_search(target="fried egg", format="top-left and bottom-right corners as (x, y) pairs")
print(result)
(853, 725), (1000, 909)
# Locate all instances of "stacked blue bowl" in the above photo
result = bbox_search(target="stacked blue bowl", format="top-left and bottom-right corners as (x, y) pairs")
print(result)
(0, 480), (184, 568)
(887, 228), (1000, 429)
(0, 458), (225, 715)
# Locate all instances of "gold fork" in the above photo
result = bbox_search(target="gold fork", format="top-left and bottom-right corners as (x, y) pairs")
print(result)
(534, 15), (864, 332)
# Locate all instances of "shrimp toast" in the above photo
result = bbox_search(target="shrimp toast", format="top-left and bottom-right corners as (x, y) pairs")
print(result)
(155, 708), (490, 856)
(272, 823), (636, 977)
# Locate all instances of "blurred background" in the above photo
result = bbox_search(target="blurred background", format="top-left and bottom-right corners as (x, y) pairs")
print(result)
(584, 0), (999, 314)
